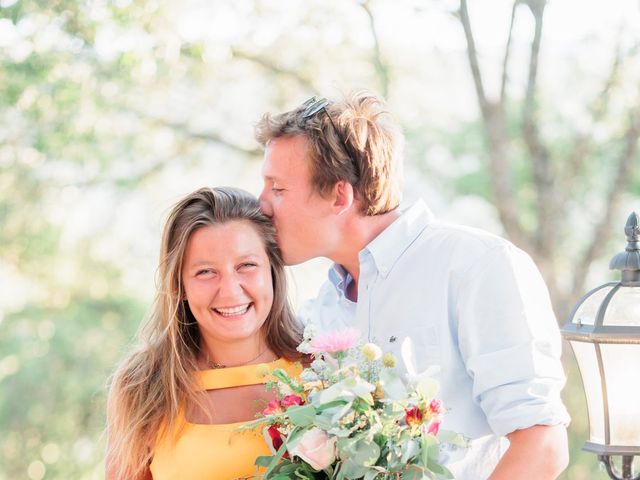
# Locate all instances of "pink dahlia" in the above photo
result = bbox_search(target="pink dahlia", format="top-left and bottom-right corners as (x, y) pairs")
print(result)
(308, 328), (360, 354)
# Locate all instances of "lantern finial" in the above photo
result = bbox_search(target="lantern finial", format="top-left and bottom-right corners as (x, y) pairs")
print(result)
(609, 212), (640, 285)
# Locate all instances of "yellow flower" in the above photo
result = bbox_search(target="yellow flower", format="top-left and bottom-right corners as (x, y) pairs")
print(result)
(303, 380), (324, 392)
(361, 343), (382, 361)
(382, 353), (397, 368)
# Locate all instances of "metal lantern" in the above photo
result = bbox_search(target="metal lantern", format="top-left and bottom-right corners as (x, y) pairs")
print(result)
(562, 212), (640, 480)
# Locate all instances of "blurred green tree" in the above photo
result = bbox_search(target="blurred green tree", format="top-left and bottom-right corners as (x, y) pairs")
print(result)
(1, 1), (638, 479)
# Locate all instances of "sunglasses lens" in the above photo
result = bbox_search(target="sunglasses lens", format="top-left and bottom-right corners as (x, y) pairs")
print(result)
(302, 96), (329, 119)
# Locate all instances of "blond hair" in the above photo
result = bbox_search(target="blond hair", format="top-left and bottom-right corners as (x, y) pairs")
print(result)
(106, 187), (302, 480)
(255, 90), (404, 215)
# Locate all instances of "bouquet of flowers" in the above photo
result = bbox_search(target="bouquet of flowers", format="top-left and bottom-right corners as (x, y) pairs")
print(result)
(242, 326), (467, 480)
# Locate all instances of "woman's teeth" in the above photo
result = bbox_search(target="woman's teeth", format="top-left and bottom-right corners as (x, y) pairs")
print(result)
(214, 304), (251, 316)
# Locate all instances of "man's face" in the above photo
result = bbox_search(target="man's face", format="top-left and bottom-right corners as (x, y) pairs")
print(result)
(259, 135), (335, 265)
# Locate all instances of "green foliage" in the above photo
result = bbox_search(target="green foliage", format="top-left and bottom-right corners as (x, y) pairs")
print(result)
(0, 293), (145, 479)
(0, 1), (634, 479)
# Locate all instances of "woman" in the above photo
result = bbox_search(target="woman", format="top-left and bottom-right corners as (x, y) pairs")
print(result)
(106, 187), (303, 480)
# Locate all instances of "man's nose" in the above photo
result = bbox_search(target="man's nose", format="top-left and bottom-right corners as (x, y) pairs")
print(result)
(258, 190), (273, 217)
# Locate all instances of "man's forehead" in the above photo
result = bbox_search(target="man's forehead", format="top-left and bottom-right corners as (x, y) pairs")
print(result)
(262, 136), (310, 177)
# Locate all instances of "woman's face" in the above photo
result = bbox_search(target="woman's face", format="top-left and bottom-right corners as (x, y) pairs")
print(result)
(181, 220), (274, 347)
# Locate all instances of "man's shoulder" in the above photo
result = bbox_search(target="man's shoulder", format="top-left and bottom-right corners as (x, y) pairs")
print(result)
(414, 219), (514, 258)
(396, 200), (511, 252)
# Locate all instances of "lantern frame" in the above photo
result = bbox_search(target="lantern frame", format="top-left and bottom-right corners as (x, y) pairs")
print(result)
(562, 212), (640, 479)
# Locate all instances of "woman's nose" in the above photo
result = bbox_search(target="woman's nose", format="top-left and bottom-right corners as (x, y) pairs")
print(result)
(218, 273), (243, 298)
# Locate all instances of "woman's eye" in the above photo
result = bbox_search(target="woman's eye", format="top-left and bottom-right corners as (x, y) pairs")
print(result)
(239, 262), (257, 270)
(196, 269), (213, 276)
(271, 188), (284, 194)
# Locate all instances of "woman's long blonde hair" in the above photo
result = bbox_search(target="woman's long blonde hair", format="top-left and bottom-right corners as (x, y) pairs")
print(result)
(106, 187), (302, 480)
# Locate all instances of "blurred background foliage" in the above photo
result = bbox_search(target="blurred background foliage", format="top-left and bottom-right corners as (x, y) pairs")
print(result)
(1, 0), (639, 478)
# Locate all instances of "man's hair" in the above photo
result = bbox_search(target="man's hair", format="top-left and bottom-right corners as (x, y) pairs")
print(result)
(255, 90), (404, 215)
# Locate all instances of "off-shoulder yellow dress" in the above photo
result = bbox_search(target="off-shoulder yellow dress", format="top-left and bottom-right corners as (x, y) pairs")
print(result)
(149, 358), (301, 480)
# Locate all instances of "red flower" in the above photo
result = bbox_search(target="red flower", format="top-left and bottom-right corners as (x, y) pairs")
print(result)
(263, 399), (283, 415)
(281, 394), (304, 408)
(267, 424), (289, 458)
(405, 406), (423, 427)
(267, 424), (284, 450)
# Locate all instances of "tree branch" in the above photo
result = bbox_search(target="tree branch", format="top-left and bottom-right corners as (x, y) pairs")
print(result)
(127, 106), (262, 157)
(153, 118), (263, 157)
(561, 41), (624, 193)
(459, 0), (490, 118)
(500, 0), (519, 106)
(458, 0), (529, 250)
(572, 105), (640, 296)
(520, 0), (555, 258)
(230, 48), (318, 93)
(360, 0), (390, 98)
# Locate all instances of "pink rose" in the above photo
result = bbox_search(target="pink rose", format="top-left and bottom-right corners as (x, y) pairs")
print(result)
(289, 427), (337, 471)
(281, 394), (304, 408)
(263, 399), (283, 415)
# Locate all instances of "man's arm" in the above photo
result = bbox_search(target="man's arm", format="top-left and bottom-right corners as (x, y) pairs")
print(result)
(488, 424), (569, 480)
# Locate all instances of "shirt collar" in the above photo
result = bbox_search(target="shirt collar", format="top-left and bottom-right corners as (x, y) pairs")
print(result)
(328, 200), (435, 288)
(328, 263), (352, 292)
(364, 200), (435, 278)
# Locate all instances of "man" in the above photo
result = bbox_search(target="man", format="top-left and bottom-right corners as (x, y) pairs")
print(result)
(256, 92), (570, 479)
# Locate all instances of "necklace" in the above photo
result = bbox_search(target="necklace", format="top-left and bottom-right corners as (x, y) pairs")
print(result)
(205, 347), (270, 369)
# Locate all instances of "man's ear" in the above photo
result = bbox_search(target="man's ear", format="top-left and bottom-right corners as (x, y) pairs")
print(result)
(332, 181), (354, 214)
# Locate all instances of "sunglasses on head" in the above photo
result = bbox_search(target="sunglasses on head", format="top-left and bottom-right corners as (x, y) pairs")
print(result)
(300, 96), (359, 178)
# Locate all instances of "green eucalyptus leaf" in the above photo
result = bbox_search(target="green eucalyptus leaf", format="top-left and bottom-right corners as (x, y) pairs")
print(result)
(401, 464), (433, 480)
(379, 368), (407, 400)
(255, 455), (273, 467)
(286, 404), (317, 427)
(426, 459), (454, 479)
(264, 441), (289, 477)
(401, 438), (420, 464)
(339, 458), (370, 479)
(437, 430), (469, 447)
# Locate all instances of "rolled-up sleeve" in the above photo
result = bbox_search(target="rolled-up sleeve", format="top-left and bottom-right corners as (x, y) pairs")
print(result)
(457, 244), (571, 437)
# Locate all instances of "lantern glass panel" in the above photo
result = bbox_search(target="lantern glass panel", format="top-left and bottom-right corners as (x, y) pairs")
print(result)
(602, 288), (640, 326)
(571, 285), (616, 326)
(570, 340), (605, 445)
(600, 343), (640, 446)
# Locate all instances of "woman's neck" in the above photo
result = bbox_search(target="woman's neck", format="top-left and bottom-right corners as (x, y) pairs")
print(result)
(199, 337), (276, 369)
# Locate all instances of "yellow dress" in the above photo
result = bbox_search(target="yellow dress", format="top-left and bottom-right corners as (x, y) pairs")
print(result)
(150, 358), (301, 480)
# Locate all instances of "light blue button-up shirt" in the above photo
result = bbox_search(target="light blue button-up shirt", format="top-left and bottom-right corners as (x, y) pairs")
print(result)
(300, 200), (570, 479)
